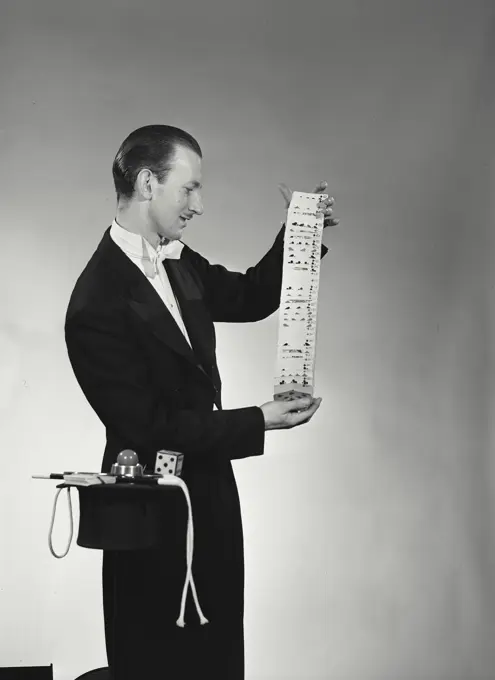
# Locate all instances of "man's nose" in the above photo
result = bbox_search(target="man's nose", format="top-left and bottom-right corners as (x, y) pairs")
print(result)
(190, 193), (203, 216)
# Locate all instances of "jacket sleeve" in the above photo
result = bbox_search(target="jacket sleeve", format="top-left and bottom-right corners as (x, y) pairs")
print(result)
(182, 224), (329, 322)
(64, 305), (266, 469)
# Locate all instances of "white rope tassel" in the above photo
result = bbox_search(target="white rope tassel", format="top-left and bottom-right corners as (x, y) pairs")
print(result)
(158, 476), (209, 627)
(48, 487), (74, 559)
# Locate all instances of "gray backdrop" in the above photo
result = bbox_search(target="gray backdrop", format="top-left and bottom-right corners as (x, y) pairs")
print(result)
(0, 1), (494, 679)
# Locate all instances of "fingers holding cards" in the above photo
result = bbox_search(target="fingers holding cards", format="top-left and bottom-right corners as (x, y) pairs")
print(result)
(313, 181), (339, 228)
(279, 180), (339, 227)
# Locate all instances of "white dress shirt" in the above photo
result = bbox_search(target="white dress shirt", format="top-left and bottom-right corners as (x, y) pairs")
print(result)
(110, 219), (193, 348)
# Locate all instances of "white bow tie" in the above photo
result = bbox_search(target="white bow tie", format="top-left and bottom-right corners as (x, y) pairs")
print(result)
(142, 238), (182, 278)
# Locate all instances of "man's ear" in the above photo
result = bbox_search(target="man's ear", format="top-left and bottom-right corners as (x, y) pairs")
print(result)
(135, 168), (154, 200)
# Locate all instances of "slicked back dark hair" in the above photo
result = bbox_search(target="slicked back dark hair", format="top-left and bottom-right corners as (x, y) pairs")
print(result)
(112, 125), (202, 201)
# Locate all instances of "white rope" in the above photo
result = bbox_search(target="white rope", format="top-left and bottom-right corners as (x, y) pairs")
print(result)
(48, 487), (74, 559)
(157, 476), (209, 627)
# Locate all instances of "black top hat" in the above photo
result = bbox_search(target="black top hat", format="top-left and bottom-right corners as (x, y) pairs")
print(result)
(60, 481), (184, 551)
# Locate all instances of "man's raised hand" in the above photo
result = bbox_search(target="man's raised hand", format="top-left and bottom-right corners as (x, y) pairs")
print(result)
(277, 180), (339, 229)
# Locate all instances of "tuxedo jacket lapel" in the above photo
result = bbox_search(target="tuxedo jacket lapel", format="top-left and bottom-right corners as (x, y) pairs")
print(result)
(101, 229), (216, 390)
(127, 278), (199, 367)
(164, 259), (215, 375)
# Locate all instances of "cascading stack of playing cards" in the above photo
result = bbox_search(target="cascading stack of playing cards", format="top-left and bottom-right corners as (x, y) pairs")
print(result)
(274, 191), (327, 402)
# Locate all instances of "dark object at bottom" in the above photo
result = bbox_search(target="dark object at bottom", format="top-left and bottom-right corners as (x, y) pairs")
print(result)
(74, 669), (109, 680)
(0, 668), (53, 679)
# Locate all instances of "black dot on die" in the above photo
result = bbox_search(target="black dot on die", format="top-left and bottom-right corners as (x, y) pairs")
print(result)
(156, 466), (161, 472)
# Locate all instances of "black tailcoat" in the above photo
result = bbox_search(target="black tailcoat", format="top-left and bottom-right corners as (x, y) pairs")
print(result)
(64, 224), (328, 679)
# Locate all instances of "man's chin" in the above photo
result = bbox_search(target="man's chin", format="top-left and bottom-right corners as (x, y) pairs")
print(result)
(159, 226), (182, 242)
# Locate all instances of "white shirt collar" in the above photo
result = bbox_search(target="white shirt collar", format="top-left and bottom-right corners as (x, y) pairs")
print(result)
(110, 219), (184, 262)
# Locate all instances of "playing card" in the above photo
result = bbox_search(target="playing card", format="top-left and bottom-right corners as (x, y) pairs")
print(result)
(274, 191), (325, 401)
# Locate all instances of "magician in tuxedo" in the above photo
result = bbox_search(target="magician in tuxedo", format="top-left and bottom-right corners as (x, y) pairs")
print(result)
(64, 124), (339, 680)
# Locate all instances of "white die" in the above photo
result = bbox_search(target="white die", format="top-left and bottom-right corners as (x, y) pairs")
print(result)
(154, 450), (184, 477)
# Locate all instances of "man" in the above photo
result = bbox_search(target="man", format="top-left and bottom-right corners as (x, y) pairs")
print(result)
(64, 125), (338, 679)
